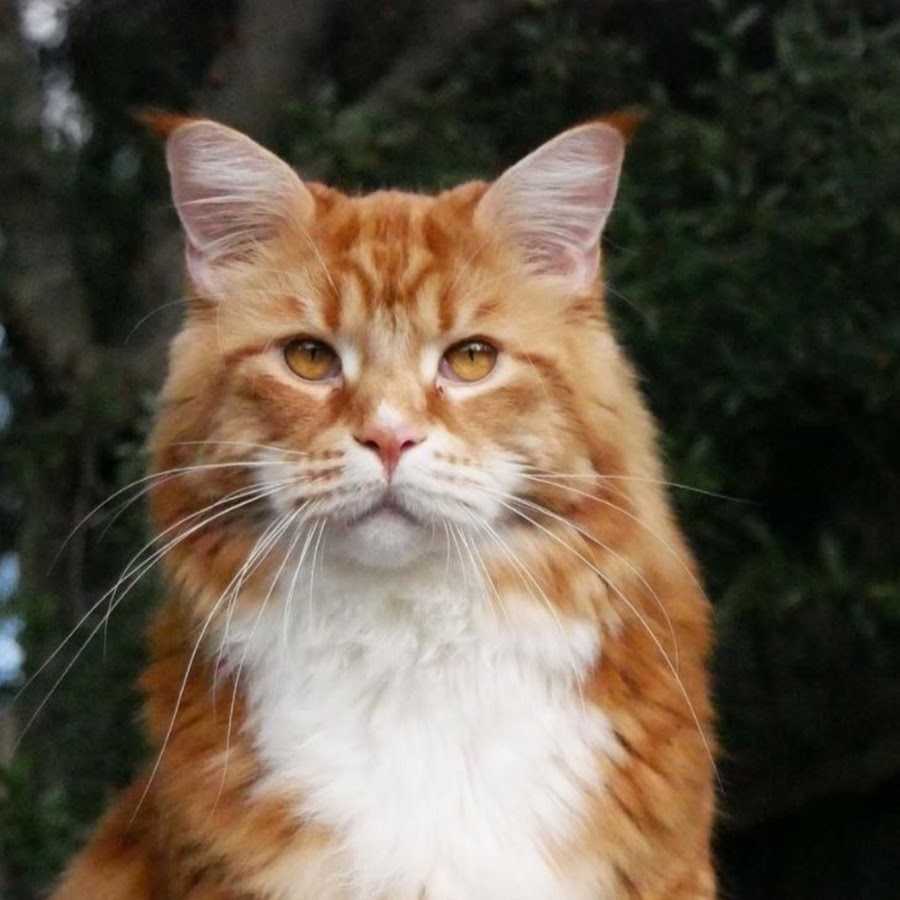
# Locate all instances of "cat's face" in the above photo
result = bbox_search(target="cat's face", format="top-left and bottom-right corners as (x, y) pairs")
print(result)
(151, 118), (629, 572)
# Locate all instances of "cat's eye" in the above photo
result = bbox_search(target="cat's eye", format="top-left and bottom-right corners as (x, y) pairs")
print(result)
(440, 339), (498, 383)
(284, 338), (341, 382)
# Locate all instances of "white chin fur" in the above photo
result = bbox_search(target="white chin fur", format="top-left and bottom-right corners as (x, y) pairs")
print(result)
(329, 510), (437, 569)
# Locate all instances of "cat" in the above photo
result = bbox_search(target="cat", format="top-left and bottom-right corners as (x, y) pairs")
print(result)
(51, 111), (716, 899)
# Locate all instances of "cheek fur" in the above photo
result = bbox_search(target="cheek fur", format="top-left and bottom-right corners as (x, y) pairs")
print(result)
(447, 366), (590, 474)
(232, 368), (338, 444)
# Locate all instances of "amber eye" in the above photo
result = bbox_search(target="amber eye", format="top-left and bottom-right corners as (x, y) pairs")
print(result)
(284, 338), (341, 382)
(440, 339), (498, 383)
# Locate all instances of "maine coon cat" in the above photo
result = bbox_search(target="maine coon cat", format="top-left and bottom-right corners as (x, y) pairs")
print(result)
(52, 112), (716, 898)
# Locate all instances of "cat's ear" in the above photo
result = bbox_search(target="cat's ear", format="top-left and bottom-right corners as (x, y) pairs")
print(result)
(474, 121), (624, 293)
(164, 119), (314, 297)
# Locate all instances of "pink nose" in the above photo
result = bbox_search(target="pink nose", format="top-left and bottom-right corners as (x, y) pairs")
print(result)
(354, 421), (425, 477)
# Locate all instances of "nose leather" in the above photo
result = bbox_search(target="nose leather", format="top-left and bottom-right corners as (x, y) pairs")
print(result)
(354, 421), (425, 477)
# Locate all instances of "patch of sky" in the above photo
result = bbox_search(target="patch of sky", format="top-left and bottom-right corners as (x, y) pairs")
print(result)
(0, 554), (23, 686)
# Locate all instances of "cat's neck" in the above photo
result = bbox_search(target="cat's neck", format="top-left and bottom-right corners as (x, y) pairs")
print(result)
(217, 547), (601, 683)
(207, 547), (615, 900)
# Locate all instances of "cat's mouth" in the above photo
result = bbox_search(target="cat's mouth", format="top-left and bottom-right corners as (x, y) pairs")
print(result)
(324, 487), (436, 567)
(346, 494), (420, 527)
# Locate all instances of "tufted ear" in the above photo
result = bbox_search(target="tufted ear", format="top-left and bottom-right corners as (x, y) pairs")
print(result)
(165, 119), (314, 298)
(474, 122), (624, 293)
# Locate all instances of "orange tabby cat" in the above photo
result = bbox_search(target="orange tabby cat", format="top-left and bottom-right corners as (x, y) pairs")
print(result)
(51, 113), (715, 899)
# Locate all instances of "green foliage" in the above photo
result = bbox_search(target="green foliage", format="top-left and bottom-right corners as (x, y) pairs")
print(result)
(1, 422), (154, 883)
(0, 759), (79, 897)
(609, 1), (900, 606)
(284, 3), (649, 189)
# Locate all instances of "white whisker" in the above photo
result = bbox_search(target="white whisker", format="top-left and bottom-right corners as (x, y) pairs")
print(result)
(483, 494), (717, 779)
(210, 508), (306, 818)
(173, 439), (317, 458)
(134, 502), (301, 827)
(282, 509), (325, 647)
(213, 508), (301, 691)
(52, 459), (296, 568)
(480, 485), (680, 670)
(519, 471), (704, 597)
(18, 478), (298, 744)
(461, 507), (586, 704)
(523, 466), (749, 503)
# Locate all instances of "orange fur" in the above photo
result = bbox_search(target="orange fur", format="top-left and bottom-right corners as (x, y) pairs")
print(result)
(52, 118), (716, 898)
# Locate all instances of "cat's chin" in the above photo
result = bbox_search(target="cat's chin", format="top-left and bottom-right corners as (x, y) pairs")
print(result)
(330, 506), (434, 569)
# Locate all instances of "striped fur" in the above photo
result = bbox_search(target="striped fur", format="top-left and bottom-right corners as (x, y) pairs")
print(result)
(52, 118), (716, 899)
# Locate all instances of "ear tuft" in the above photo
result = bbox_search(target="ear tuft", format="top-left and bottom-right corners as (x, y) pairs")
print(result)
(598, 107), (648, 142)
(164, 120), (314, 298)
(134, 108), (196, 139)
(475, 122), (624, 292)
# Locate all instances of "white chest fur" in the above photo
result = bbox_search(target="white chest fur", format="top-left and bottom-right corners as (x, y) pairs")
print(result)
(223, 555), (617, 900)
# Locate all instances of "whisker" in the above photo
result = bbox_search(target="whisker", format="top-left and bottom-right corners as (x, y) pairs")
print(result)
(52, 459), (301, 570)
(482, 485), (679, 669)
(15, 479), (297, 744)
(484, 495), (717, 779)
(130, 581), (237, 827)
(124, 296), (190, 343)
(173, 440), (316, 458)
(523, 466), (749, 504)
(133, 504), (298, 827)
(453, 517), (498, 613)
(212, 508), (301, 692)
(210, 509), (305, 818)
(306, 518), (328, 620)
(519, 472), (703, 597)
(446, 520), (474, 599)
(449, 522), (485, 595)
(282, 508), (325, 646)
(441, 521), (453, 584)
(102, 478), (298, 623)
(34, 482), (273, 678)
(96, 461), (306, 547)
(461, 508), (586, 703)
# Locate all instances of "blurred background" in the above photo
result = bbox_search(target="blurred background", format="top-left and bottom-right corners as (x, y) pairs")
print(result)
(1, 0), (899, 896)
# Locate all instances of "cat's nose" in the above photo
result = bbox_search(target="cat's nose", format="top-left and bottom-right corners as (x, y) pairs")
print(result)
(354, 421), (425, 477)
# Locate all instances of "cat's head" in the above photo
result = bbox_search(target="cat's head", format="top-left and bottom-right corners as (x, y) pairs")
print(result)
(150, 116), (649, 577)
